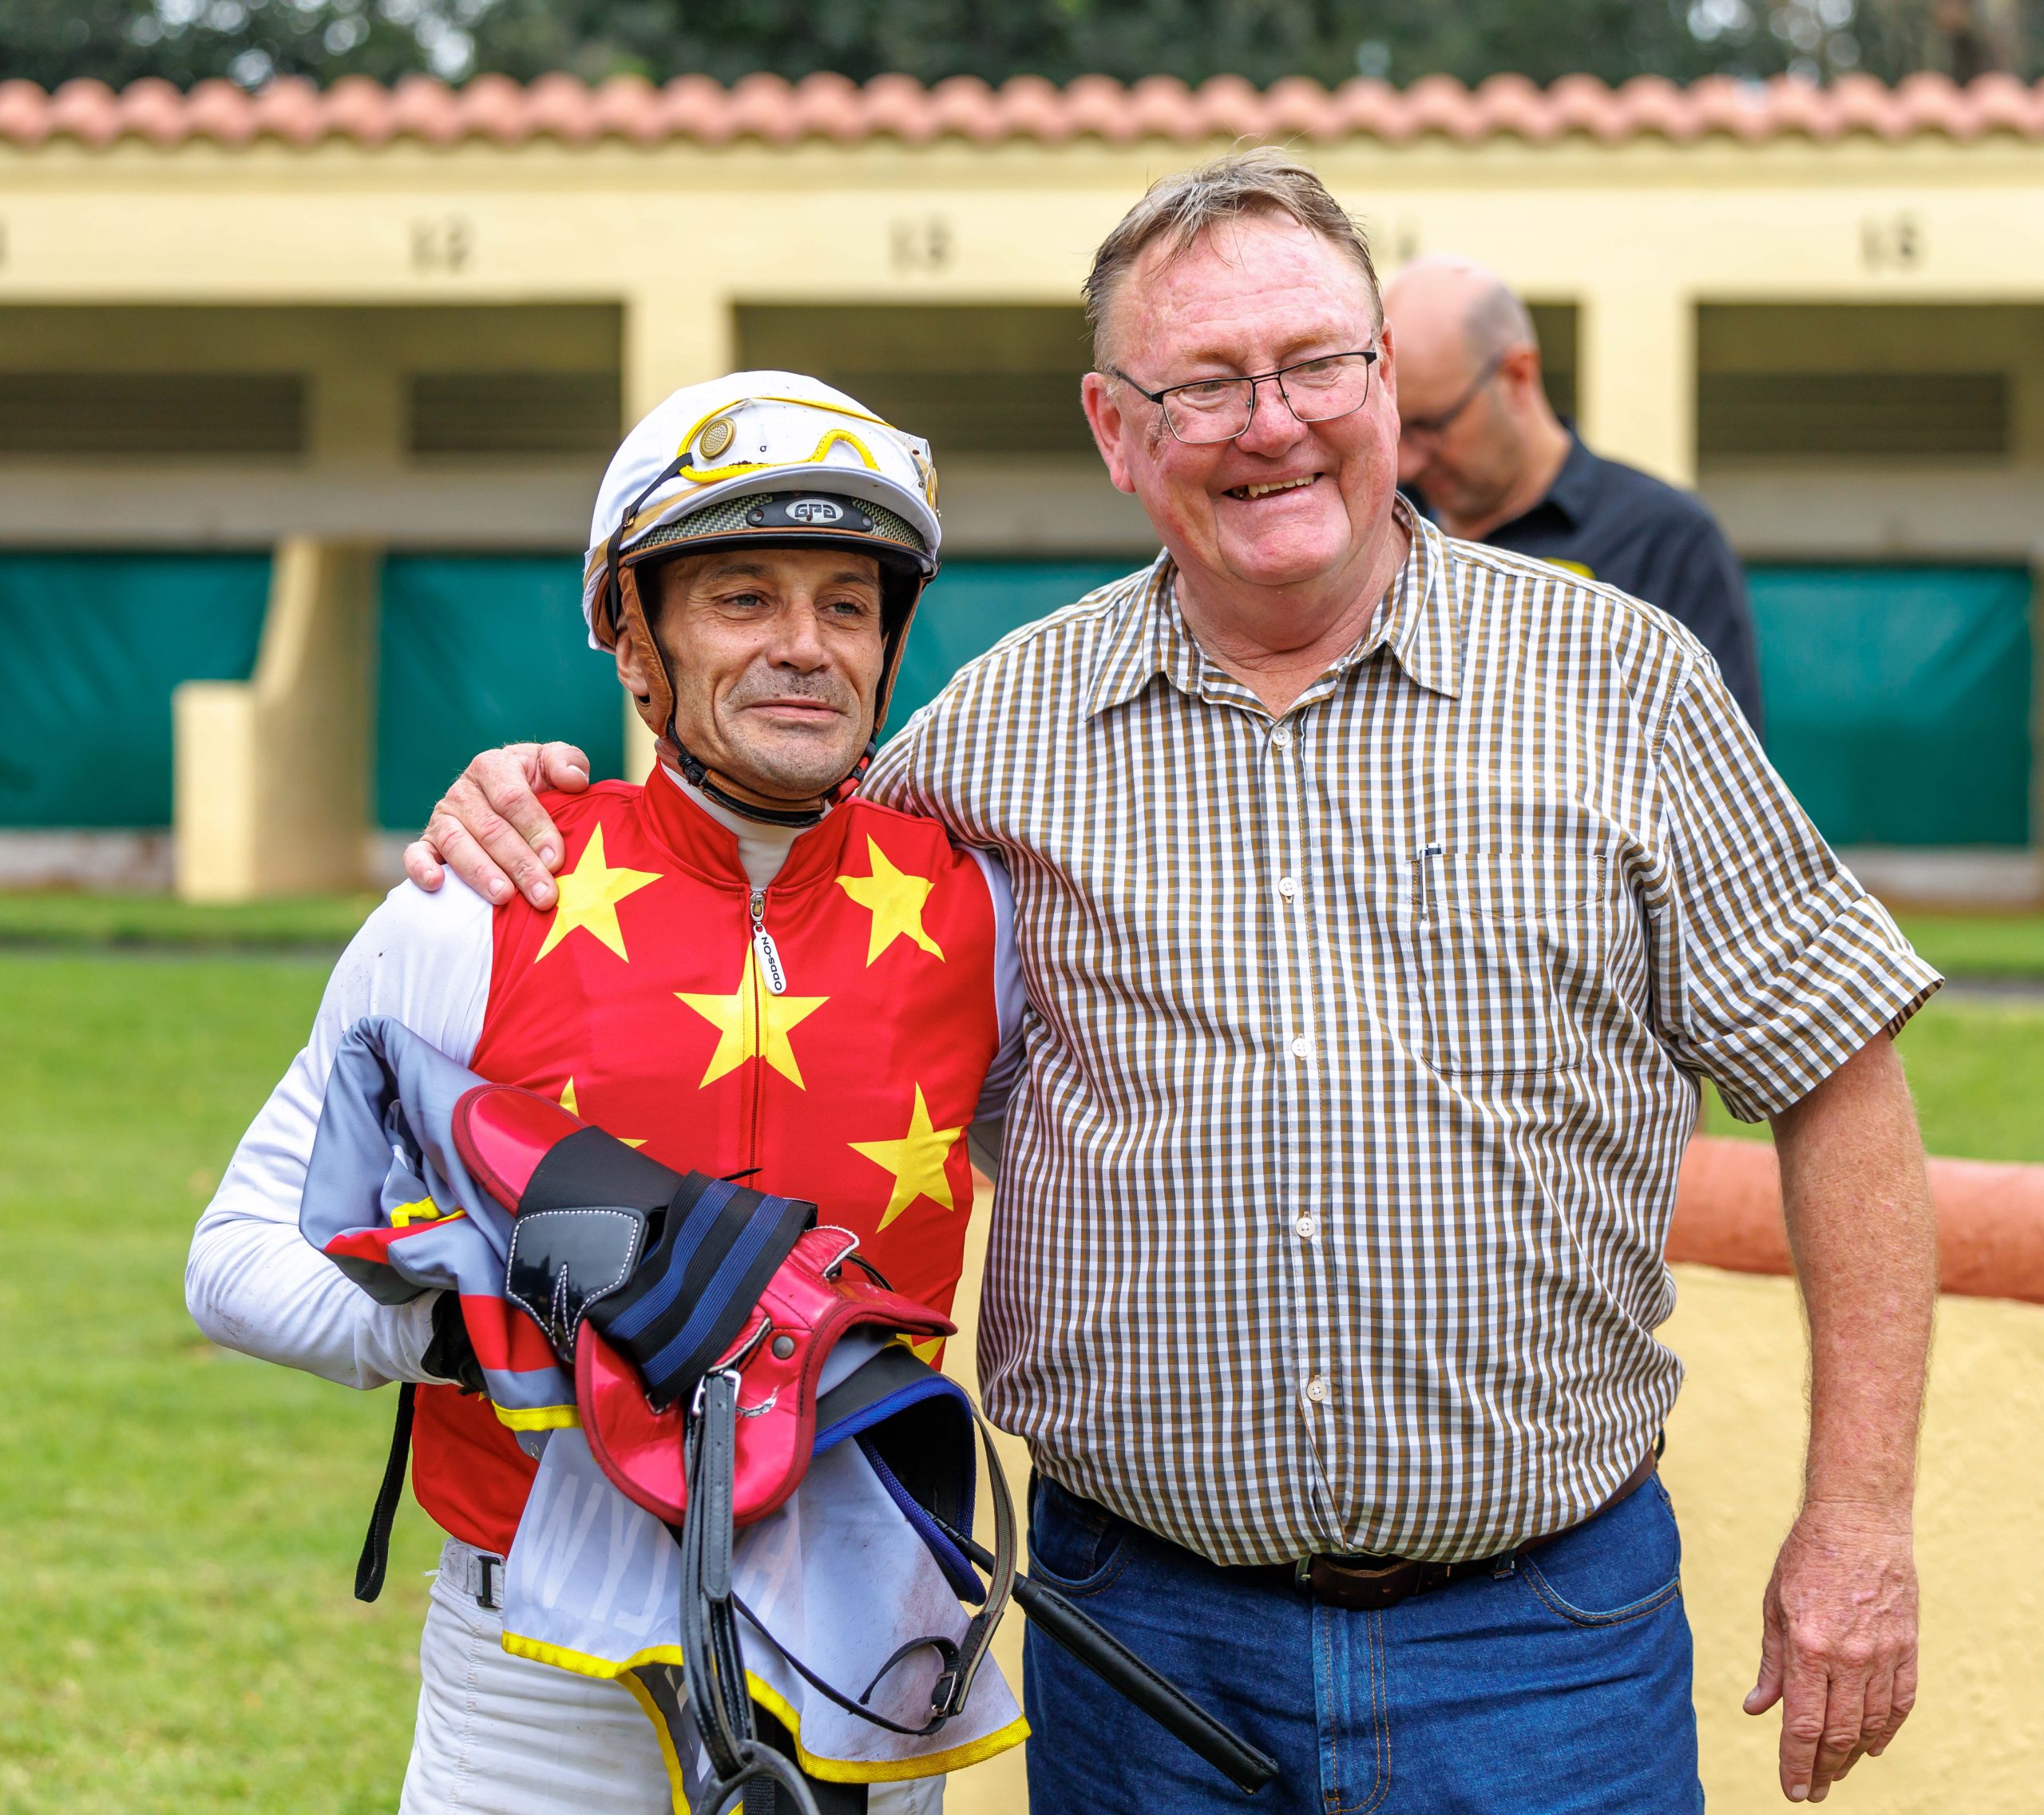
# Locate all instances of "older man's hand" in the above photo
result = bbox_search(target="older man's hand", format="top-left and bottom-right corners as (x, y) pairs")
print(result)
(1745, 1500), (1918, 1803)
(403, 741), (592, 909)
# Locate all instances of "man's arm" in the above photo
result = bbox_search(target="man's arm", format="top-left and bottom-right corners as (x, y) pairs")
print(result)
(404, 740), (591, 909)
(1641, 649), (1940, 1805)
(406, 624), (992, 909)
(1747, 1032), (1935, 1805)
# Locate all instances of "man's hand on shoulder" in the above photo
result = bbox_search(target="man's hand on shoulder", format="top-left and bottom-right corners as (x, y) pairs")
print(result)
(1745, 1497), (1918, 1803)
(403, 742), (590, 910)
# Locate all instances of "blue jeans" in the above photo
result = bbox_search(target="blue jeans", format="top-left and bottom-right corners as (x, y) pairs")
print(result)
(1024, 1473), (1704, 1813)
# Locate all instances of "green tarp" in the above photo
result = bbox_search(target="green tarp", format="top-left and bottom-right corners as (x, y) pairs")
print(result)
(904, 561), (2038, 851)
(0, 552), (271, 826)
(375, 555), (624, 831)
(1749, 566), (2032, 848)
(0, 552), (2030, 851)
(885, 558), (1138, 731)
(374, 554), (1142, 823)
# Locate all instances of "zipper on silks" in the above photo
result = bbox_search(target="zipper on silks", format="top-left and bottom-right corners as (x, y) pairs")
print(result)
(749, 889), (787, 997)
(745, 887), (784, 1177)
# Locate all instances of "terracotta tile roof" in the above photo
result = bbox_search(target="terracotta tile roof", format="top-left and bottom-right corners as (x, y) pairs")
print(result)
(3, 69), (2043, 152)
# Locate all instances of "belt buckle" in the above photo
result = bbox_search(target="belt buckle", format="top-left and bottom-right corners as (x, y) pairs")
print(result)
(1301, 1550), (1424, 1612)
(1313, 1551), (1404, 1579)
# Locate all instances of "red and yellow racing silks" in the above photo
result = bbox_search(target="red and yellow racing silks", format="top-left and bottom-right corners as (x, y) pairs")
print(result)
(412, 767), (1006, 1555)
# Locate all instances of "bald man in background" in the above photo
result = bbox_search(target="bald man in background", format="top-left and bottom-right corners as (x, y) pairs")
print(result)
(1387, 256), (1764, 729)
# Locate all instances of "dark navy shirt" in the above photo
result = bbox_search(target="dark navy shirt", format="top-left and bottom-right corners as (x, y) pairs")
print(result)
(1414, 434), (1764, 733)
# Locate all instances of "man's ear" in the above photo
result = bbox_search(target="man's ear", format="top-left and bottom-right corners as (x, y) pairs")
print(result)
(1499, 343), (1546, 415)
(1373, 316), (1396, 414)
(614, 626), (653, 703)
(1081, 371), (1139, 495)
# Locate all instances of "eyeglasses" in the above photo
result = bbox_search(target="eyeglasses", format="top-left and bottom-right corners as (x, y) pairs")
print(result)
(1106, 349), (1378, 446)
(1396, 351), (1507, 446)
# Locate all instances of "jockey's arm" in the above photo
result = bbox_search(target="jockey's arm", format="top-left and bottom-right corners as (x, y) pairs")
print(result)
(185, 879), (493, 1389)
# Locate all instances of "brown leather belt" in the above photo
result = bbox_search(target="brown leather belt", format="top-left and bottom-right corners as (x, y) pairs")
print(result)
(1291, 1448), (1660, 1613)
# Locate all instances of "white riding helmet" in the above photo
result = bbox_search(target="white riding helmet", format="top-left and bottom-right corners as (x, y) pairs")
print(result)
(583, 373), (941, 821)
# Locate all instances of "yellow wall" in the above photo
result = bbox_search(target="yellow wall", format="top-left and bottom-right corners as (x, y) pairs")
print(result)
(0, 302), (615, 548)
(943, 1177), (1036, 1815)
(173, 537), (378, 899)
(1663, 1263), (2044, 1813)
(941, 1195), (2044, 1814)
(6, 126), (2044, 564)
(6, 130), (2044, 496)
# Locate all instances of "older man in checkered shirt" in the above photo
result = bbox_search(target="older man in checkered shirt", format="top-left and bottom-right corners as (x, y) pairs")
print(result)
(412, 153), (1937, 1813)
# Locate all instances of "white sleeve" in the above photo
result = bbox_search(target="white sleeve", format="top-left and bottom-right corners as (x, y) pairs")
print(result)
(965, 848), (1027, 1176)
(184, 878), (494, 1390)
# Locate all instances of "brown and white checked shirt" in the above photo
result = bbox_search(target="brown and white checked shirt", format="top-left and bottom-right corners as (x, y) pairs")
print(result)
(864, 501), (1939, 1567)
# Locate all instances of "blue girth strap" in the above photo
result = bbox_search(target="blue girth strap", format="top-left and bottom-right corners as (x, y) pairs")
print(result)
(505, 1127), (815, 1409)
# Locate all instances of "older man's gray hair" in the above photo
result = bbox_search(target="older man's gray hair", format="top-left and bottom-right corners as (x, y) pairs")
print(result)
(1081, 147), (1381, 363)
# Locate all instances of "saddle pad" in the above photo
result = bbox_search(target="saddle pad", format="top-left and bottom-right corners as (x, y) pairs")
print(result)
(498, 1426), (1025, 1783)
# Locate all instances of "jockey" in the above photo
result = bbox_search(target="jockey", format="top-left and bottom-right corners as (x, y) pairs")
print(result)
(186, 372), (1027, 1815)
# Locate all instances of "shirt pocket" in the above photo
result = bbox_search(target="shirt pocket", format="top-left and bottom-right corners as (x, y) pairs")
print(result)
(1408, 843), (1612, 1077)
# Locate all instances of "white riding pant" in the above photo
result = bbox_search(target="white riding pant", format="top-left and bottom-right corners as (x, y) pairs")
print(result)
(401, 1539), (945, 1815)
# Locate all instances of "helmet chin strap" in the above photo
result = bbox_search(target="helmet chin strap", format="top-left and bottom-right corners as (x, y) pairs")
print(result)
(620, 554), (898, 833)
(671, 735), (836, 830)
(661, 697), (877, 833)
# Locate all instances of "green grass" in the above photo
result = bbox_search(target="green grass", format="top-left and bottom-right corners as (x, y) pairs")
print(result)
(10, 894), (2044, 978)
(1703, 993), (2044, 1159)
(3, 949), (2042, 1810)
(0, 890), (379, 952)
(0, 952), (442, 1813)
(1894, 910), (2044, 981)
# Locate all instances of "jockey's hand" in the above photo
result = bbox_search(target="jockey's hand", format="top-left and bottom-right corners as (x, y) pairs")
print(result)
(404, 743), (590, 909)
(1745, 1500), (1919, 1802)
(422, 1290), (488, 1396)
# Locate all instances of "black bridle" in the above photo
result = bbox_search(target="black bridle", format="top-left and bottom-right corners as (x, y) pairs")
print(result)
(671, 1359), (1020, 1814)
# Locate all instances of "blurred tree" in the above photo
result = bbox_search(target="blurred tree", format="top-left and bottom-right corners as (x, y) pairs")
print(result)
(0, 0), (463, 89)
(2, 0), (2038, 92)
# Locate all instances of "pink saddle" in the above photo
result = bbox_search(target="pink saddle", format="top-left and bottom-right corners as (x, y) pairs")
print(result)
(578, 1229), (953, 1524)
(450, 1082), (957, 1528)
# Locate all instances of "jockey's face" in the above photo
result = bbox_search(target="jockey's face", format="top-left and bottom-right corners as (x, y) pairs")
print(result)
(621, 545), (885, 810)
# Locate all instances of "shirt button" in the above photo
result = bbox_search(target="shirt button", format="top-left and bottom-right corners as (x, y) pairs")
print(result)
(1289, 1034), (1314, 1060)
(1278, 875), (1297, 900)
(1294, 1214), (1319, 1240)
(1270, 727), (1293, 751)
(1304, 1375), (1331, 1405)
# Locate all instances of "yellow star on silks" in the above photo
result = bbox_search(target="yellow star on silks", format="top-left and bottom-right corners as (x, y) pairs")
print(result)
(849, 1086), (965, 1231)
(559, 1078), (644, 1145)
(675, 947), (828, 1089)
(533, 826), (660, 965)
(836, 838), (945, 967)
(909, 1335), (945, 1365)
